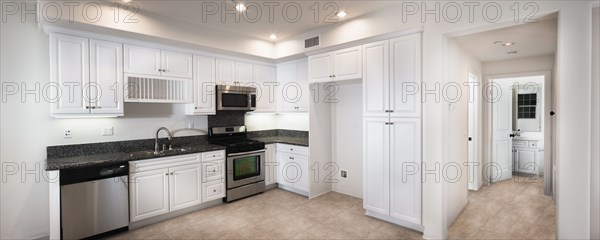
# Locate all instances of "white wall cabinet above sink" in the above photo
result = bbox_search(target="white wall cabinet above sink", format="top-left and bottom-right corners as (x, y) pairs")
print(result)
(124, 45), (193, 79)
(309, 46), (362, 82)
(50, 33), (124, 117)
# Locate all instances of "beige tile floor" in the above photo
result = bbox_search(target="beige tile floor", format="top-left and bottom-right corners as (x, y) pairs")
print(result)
(108, 175), (554, 240)
(448, 175), (556, 239)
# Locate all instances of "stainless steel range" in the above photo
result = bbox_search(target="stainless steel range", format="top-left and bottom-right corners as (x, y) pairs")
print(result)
(209, 126), (265, 202)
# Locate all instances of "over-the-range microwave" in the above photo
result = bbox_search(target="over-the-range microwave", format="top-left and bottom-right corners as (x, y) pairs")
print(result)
(216, 85), (256, 111)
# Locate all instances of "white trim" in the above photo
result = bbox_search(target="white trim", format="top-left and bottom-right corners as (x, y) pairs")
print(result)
(366, 210), (424, 233)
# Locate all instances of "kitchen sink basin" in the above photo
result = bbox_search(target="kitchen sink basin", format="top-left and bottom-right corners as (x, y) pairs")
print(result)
(128, 148), (190, 157)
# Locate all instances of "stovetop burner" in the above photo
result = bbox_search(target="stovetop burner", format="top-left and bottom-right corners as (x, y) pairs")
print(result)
(209, 126), (265, 153)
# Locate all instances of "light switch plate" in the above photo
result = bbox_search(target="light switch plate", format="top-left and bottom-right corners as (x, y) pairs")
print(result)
(102, 126), (114, 136)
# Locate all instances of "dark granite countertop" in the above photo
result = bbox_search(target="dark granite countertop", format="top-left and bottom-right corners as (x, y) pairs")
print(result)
(250, 136), (308, 147)
(46, 136), (225, 171)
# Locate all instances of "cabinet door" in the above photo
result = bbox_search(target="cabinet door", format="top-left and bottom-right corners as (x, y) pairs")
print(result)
(389, 118), (421, 224)
(188, 55), (216, 114)
(277, 63), (298, 112)
(202, 180), (225, 202)
(89, 39), (123, 115)
(363, 118), (390, 215)
(124, 45), (161, 76)
(216, 59), (236, 85)
(389, 34), (421, 118)
(277, 152), (292, 187)
(363, 40), (390, 117)
(161, 50), (193, 79)
(333, 46), (362, 81)
(50, 33), (90, 114)
(297, 61), (310, 111)
(169, 164), (202, 211)
(236, 62), (253, 84)
(252, 65), (277, 112)
(516, 148), (538, 174)
(308, 53), (332, 82)
(265, 144), (278, 185)
(129, 168), (170, 222)
(291, 154), (309, 192)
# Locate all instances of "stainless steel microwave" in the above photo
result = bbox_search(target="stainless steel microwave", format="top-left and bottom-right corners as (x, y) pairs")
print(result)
(216, 85), (256, 111)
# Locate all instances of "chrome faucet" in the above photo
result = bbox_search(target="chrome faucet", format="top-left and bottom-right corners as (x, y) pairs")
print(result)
(155, 127), (173, 154)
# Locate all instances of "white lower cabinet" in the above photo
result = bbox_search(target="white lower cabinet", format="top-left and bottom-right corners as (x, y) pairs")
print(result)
(276, 144), (309, 194)
(513, 139), (542, 175)
(363, 118), (422, 227)
(265, 144), (278, 185)
(129, 151), (225, 222)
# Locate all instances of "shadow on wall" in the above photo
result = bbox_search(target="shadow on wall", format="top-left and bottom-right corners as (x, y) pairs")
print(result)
(123, 103), (176, 118)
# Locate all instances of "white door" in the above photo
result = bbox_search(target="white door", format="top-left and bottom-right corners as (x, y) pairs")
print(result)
(297, 61), (310, 111)
(389, 34), (421, 118)
(124, 45), (161, 76)
(169, 164), (202, 211)
(363, 118), (390, 215)
(333, 46), (362, 81)
(190, 55), (216, 114)
(277, 62), (298, 112)
(50, 33), (90, 114)
(89, 39), (123, 115)
(292, 154), (309, 192)
(389, 118), (421, 224)
(491, 80), (514, 182)
(265, 144), (278, 185)
(161, 50), (193, 79)
(235, 62), (253, 85)
(215, 59), (236, 85)
(277, 152), (292, 187)
(308, 53), (332, 82)
(129, 168), (170, 222)
(252, 65), (277, 112)
(467, 72), (480, 190)
(363, 40), (390, 117)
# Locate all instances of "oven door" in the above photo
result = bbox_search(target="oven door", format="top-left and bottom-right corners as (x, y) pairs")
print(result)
(227, 150), (265, 189)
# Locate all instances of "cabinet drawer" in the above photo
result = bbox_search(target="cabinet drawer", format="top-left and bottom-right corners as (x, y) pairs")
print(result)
(202, 150), (225, 162)
(202, 180), (225, 202)
(202, 161), (224, 182)
(277, 144), (309, 156)
(528, 141), (539, 148)
(513, 141), (527, 147)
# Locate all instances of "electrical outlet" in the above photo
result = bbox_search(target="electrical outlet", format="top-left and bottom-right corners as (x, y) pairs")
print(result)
(341, 170), (347, 178)
(102, 126), (114, 136)
(64, 129), (72, 138)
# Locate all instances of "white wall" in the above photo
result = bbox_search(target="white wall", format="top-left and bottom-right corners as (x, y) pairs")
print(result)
(590, 6), (599, 240)
(483, 55), (555, 76)
(244, 113), (308, 131)
(445, 39), (482, 225)
(331, 83), (363, 198)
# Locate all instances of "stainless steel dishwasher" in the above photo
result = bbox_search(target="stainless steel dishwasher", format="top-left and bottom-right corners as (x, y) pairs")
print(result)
(60, 163), (129, 239)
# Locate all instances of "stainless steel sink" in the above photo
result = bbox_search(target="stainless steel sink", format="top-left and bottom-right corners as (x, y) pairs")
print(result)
(128, 148), (189, 157)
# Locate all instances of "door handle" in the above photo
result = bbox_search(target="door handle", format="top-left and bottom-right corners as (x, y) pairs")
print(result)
(510, 134), (515, 138)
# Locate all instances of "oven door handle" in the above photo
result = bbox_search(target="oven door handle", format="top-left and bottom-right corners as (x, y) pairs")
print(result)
(228, 149), (265, 157)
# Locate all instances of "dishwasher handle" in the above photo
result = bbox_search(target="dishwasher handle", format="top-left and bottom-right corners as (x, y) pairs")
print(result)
(60, 163), (129, 186)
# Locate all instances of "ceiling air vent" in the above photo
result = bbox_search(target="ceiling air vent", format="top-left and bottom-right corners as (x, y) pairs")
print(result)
(305, 36), (320, 49)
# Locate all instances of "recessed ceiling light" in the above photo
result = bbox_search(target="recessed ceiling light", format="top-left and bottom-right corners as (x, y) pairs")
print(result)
(507, 51), (518, 55)
(337, 11), (347, 18)
(493, 41), (503, 45)
(235, 3), (246, 12)
(122, 0), (132, 2)
(502, 42), (516, 46)
(269, 34), (278, 40)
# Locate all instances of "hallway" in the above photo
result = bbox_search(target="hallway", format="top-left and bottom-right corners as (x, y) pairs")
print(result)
(448, 176), (556, 239)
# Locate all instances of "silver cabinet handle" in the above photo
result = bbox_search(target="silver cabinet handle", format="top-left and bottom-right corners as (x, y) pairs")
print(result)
(165, 173), (169, 176)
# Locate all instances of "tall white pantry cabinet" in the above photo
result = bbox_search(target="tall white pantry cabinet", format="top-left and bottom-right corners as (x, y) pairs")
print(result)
(362, 33), (423, 230)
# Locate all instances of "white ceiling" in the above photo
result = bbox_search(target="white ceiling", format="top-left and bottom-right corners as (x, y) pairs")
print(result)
(134, 1), (395, 41)
(453, 18), (557, 62)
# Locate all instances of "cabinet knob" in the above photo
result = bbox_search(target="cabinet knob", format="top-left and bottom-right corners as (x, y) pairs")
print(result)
(289, 157), (294, 160)
(213, 189), (217, 192)
(165, 173), (169, 176)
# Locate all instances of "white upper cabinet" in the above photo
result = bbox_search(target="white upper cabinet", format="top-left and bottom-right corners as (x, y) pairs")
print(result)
(187, 55), (216, 115)
(277, 60), (308, 112)
(124, 45), (192, 79)
(309, 46), (362, 82)
(363, 40), (390, 118)
(389, 34), (421, 118)
(363, 33), (421, 118)
(89, 39), (123, 114)
(215, 59), (236, 85)
(50, 33), (123, 117)
(236, 62), (253, 84)
(124, 45), (161, 76)
(161, 50), (193, 79)
(253, 64), (277, 112)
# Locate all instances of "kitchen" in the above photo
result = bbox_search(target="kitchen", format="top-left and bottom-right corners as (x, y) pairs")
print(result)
(1, 1), (598, 240)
